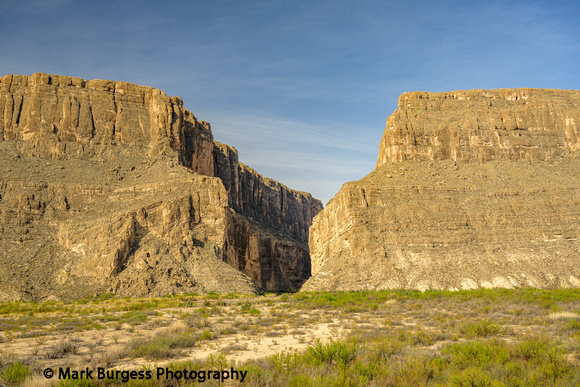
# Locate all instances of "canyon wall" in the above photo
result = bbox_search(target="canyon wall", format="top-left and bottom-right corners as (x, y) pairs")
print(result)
(304, 88), (580, 292)
(214, 142), (322, 243)
(0, 73), (215, 174)
(377, 88), (580, 165)
(0, 73), (321, 300)
(213, 142), (322, 290)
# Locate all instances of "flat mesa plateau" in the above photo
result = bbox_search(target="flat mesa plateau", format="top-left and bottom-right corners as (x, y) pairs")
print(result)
(0, 289), (579, 385)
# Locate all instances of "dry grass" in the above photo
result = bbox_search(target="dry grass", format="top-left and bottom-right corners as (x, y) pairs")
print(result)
(0, 288), (578, 385)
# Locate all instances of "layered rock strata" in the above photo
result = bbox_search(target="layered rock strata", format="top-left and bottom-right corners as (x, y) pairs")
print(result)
(377, 88), (580, 165)
(214, 142), (322, 290)
(304, 88), (580, 292)
(0, 73), (214, 174)
(0, 73), (321, 300)
(214, 142), (321, 242)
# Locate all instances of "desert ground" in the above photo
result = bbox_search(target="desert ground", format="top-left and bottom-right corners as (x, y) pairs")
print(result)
(1, 289), (580, 386)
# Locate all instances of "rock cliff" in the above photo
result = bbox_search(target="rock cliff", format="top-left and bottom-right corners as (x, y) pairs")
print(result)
(377, 89), (580, 165)
(0, 73), (321, 300)
(214, 142), (322, 290)
(214, 142), (321, 243)
(303, 88), (580, 292)
(0, 73), (214, 174)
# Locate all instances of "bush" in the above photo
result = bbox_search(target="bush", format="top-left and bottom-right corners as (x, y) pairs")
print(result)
(125, 332), (197, 359)
(461, 320), (501, 338)
(450, 366), (493, 387)
(305, 338), (357, 366)
(371, 337), (404, 362)
(442, 339), (510, 368)
(566, 319), (580, 331)
(126, 336), (176, 359)
(513, 337), (549, 362)
(45, 340), (79, 359)
(1, 362), (31, 386)
(240, 301), (252, 313)
(200, 329), (212, 340)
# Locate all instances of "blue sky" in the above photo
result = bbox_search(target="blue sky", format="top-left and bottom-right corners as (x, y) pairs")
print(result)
(1, 0), (579, 203)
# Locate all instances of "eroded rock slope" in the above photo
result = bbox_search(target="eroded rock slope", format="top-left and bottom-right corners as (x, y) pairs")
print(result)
(0, 73), (322, 300)
(303, 88), (580, 291)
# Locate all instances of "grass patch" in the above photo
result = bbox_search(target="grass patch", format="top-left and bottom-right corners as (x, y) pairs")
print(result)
(1, 288), (580, 385)
(243, 335), (579, 386)
(460, 319), (502, 338)
(125, 332), (198, 360)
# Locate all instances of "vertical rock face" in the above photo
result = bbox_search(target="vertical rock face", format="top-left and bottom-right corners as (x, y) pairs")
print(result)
(213, 142), (322, 290)
(214, 142), (322, 242)
(377, 89), (580, 165)
(0, 73), (321, 300)
(0, 73), (215, 174)
(304, 88), (580, 292)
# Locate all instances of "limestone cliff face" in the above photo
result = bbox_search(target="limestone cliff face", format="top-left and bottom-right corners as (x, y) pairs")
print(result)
(223, 212), (311, 291)
(214, 142), (322, 243)
(213, 142), (322, 290)
(0, 73), (214, 175)
(377, 89), (580, 166)
(304, 88), (580, 292)
(0, 73), (321, 300)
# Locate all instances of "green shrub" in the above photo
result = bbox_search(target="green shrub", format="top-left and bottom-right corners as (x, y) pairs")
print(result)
(126, 336), (175, 359)
(371, 337), (404, 362)
(1, 362), (31, 386)
(450, 366), (493, 387)
(240, 301), (252, 313)
(461, 319), (502, 338)
(118, 311), (148, 326)
(443, 339), (510, 368)
(305, 338), (357, 366)
(125, 332), (197, 359)
(566, 319), (580, 331)
(410, 330), (435, 346)
(200, 329), (212, 340)
(270, 351), (302, 373)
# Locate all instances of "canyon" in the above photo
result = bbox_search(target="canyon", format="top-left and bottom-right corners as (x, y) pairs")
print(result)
(0, 73), (322, 301)
(1, 76), (579, 299)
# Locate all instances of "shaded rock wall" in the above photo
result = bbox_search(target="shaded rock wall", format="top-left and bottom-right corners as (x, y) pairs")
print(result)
(213, 142), (322, 290)
(223, 212), (311, 290)
(214, 142), (323, 243)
